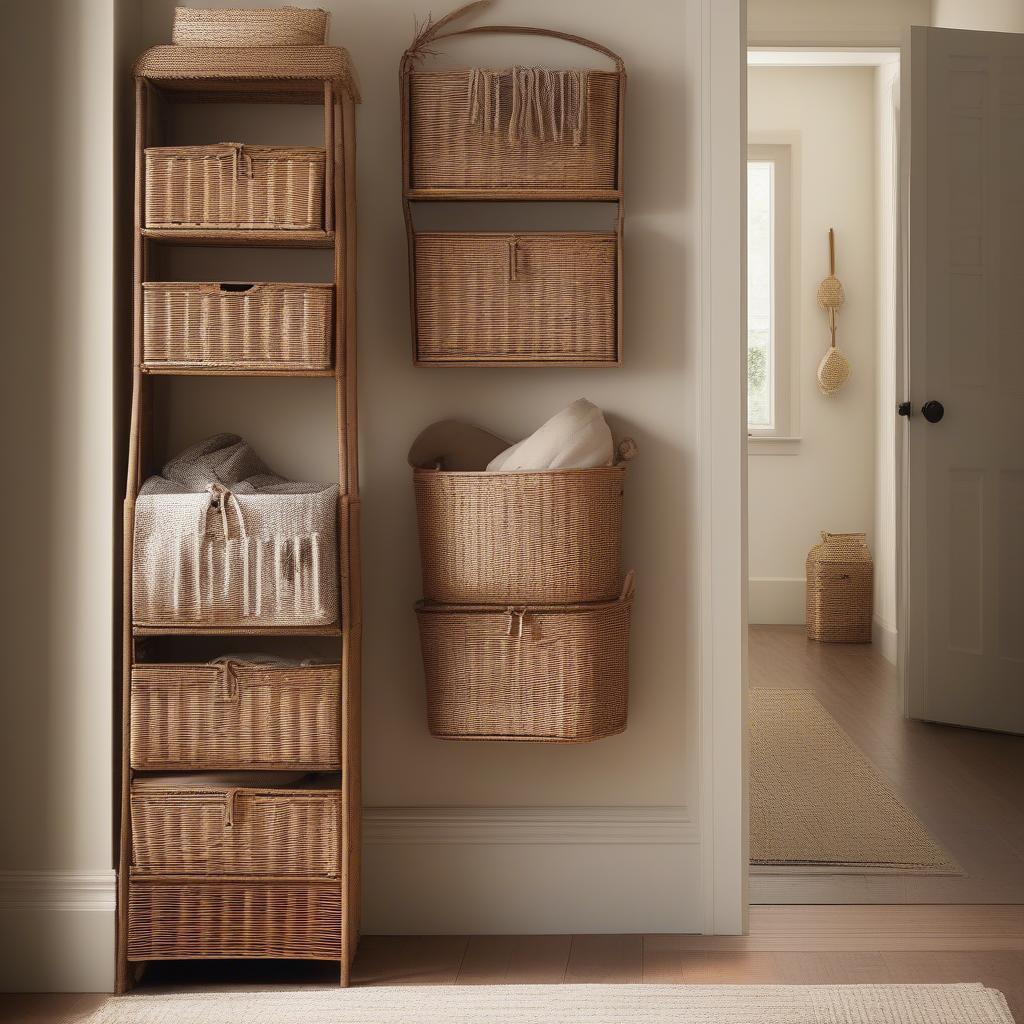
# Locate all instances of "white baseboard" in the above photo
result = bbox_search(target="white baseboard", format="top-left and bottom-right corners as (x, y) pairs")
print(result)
(748, 577), (805, 624)
(362, 806), (702, 935)
(0, 870), (115, 992)
(873, 616), (898, 664)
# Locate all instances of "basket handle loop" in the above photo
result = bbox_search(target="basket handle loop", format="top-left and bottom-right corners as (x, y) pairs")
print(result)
(209, 657), (242, 701)
(206, 484), (249, 542)
(223, 789), (238, 830)
(620, 570), (637, 602)
(508, 236), (519, 282)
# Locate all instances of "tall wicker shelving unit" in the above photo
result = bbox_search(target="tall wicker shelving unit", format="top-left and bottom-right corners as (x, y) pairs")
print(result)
(117, 46), (361, 990)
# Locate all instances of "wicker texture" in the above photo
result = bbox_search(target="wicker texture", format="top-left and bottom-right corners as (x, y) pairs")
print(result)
(806, 532), (873, 643)
(172, 7), (328, 47)
(414, 466), (624, 604)
(132, 487), (338, 627)
(145, 145), (325, 230)
(414, 232), (617, 363)
(143, 282), (333, 370)
(131, 783), (339, 877)
(127, 880), (342, 960)
(130, 663), (339, 770)
(417, 575), (634, 742)
(408, 69), (620, 192)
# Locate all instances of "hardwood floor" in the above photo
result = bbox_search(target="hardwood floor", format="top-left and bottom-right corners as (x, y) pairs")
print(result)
(749, 625), (1024, 904)
(4, 908), (1024, 1021)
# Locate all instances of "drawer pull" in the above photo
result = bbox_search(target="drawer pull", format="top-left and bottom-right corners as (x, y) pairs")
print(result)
(508, 236), (520, 282)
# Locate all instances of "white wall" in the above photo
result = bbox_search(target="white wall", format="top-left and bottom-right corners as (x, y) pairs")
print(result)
(932, 0), (1024, 32)
(0, 0), (119, 992)
(747, 68), (877, 624)
(748, 0), (930, 46)
(135, 0), (705, 936)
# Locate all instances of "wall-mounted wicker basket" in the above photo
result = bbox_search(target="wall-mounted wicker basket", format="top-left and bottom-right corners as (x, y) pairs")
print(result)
(171, 6), (330, 47)
(145, 144), (326, 230)
(142, 282), (334, 371)
(130, 779), (340, 877)
(131, 486), (339, 627)
(130, 662), (340, 771)
(413, 231), (618, 364)
(414, 464), (625, 604)
(127, 879), (342, 960)
(806, 532), (873, 643)
(417, 572), (634, 743)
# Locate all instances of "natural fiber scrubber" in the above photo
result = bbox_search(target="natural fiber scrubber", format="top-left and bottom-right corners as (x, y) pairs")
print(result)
(816, 228), (851, 395)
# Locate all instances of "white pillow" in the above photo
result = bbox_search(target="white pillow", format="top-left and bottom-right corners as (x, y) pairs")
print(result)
(486, 399), (614, 472)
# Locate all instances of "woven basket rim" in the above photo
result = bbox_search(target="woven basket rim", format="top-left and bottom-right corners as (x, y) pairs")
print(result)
(413, 464), (626, 480)
(132, 785), (339, 798)
(143, 280), (333, 291)
(132, 660), (337, 671)
(135, 484), (338, 502)
(145, 143), (325, 159)
(409, 66), (622, 78)
(415, 229), (616, 241)
(416, 585), (635, 617)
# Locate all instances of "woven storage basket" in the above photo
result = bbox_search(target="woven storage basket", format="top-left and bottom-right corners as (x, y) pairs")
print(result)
(414, 465), (624, 604)
(142, 282), (333, 371)
(127, 879), (342, 960)
(130, 662), (339, 771)
(406, 69), (621, 193)
(806, 532), (873, 643)
(414, 232), (618, 364)
(130, 780), (339, 877)
(132, 486), (338, 627)
(172, 7), (329, 47)
(145, 145), (325, 230)
(417, 572), (634, 742)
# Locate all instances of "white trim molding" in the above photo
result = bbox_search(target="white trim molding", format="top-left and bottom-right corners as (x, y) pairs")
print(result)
(873, 615), (899, 665)
(694, 0), (748, 936)
(0, 870), (115, 992)
(361, 807), (701, 936)
(364, 805), (698, 846)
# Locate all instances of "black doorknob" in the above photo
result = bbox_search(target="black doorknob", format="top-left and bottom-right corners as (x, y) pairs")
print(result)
(897, 401), (912, 417)
(922, 400), (944, 423)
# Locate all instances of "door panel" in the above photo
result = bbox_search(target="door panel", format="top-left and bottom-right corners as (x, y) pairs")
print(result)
(903, 26), (1024, 733)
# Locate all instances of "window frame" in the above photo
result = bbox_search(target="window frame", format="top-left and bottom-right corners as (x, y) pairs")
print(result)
(746, 142), (798, 447)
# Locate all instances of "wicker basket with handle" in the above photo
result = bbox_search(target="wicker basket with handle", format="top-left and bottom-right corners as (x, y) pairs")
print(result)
(130, 661), (339, 771)
(142, 282), (333, 371)
(414, 231), (618, 364)
(417, 572), (634, 742)
(145, 144), (325, 230)
(806, 532), (873, 643)
(414, 464), (625, 604)
(127, 879), (342, 960)
(130, 778), (340, 877)
(402, 6), (625, 195)
(131, 485), (338, 627)
(171, 7), (329, 47)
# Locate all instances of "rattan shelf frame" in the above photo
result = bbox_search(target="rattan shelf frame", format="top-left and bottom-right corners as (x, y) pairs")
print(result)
(400, 7), (626, 368)
(118, 57), (361, 991)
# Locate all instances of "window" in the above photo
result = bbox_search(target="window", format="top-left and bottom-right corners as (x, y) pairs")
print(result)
(747, 144), (794, 443)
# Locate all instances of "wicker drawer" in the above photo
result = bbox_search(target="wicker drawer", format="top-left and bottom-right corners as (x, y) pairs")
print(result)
(127, 879), (341, 960)
(408, 69), (621, 193)
(414, 466), (625, 604)
(130, 779), (339, 877)
(414, 232), (618, 364)
(145, 144), (325, 230)
(142, 282), (333, 371)
(131, 662), (339, 770)
(416, 573), (634, 742)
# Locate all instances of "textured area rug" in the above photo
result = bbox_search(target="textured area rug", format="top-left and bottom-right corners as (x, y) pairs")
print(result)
(750, 689), (961, 872)
(82, 983), (1015, 1023)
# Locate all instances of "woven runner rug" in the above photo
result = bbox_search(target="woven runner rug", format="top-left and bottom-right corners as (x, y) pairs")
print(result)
(750, 689), (961, 873)
(83, 983), (1015, 1023)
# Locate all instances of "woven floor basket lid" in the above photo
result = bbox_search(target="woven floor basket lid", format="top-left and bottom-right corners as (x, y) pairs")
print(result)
(172, 7), (329, 48)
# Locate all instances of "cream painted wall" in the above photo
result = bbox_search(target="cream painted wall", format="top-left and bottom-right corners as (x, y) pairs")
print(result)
(932, 0), (1024, 32)
(747, 68), (877, 624)
(0, 0), (118, 991)
(136, 0), (706, 934)
(748, 0), (929, 46)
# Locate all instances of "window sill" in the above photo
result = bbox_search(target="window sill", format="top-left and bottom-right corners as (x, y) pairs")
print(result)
(747, 435), (802, 456)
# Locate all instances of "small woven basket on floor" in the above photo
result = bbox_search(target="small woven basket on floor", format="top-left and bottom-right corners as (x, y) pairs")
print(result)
(413, 231), (618, 364)
(806, 532), (873, 643)
(143, 282), (333, 371)
(417, 572), (635, 742)
(414, 464), (625, 604)
(171, 7), (329, 47)
(130, 780), (340, 877)
(130, 661), (340, 771)
(145, 144), (325, 230)
(132, 486), (338, 627)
